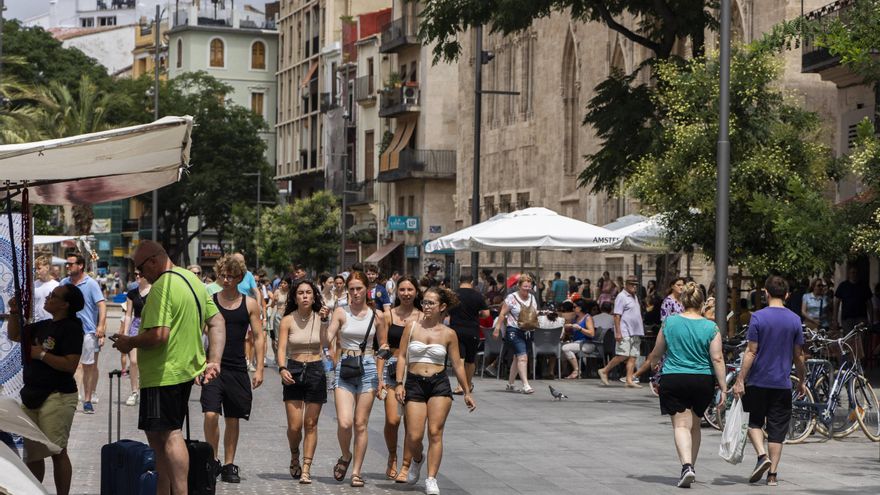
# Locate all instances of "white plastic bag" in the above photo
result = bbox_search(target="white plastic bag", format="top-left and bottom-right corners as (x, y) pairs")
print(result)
(718, 397), (749, 465)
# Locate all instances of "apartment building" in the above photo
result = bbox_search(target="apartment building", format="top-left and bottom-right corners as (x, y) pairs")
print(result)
(275, 0), (390, 199)
(131, 18), (169, 79)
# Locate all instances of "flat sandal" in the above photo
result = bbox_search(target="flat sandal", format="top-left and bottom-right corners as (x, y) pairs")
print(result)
(351, 474), (365, 487)
(299, 457), (313, 484)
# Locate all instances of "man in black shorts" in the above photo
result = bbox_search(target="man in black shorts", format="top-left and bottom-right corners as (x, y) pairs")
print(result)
(202, 254), (265, 483)
(733, 276), (806, 486)
(114, 241), (226, 495)
(449, 274), (489, 395)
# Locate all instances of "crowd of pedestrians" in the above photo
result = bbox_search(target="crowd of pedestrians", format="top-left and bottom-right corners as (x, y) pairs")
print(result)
(7, 245), (880, 494)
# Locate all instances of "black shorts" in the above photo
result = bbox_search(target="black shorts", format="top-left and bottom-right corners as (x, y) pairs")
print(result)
(742, 385), (791, 443)
(457, 333), (480, 364)
(282, 360), (327, 404)
(658, 373), (715, 417)
(139, 380), (194, 432)
(404, 372), (453, 403)
(200, 369), (253, 420)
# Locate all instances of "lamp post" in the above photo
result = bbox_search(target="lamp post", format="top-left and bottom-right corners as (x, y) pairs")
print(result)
(151, 5), (163, 242)
(715, 0), (732, 332)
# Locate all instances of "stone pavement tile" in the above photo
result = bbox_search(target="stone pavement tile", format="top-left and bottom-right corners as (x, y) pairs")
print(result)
(44, 319), (880, 494)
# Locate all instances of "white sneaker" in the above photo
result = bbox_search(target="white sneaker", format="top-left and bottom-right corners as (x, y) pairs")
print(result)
(618, 377), (640, 384)
(91, 394), (99, 404)
(407, 456), (423, 485)
(247, 363), (257, 372)
(125, 392), (138, 406)
(425, 477), (440, 495)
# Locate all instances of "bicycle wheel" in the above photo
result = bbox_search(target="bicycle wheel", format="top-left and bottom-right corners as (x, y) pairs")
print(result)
(852, 375), (880, 441)
(786, 376), (816, 444)
(813, 375), (860, 438)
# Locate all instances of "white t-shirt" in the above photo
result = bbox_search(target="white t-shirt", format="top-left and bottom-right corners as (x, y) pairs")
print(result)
(33, 279), (60, 322)
(386, 279), (396, 305)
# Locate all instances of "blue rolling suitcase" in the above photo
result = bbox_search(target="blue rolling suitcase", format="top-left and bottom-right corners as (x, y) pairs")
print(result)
(100, 369), (158, 495)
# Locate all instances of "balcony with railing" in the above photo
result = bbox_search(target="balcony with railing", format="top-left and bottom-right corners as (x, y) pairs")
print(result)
(802, 0), (862, 86)
(354, 75), (376, 104)
(379, 16), (419, 53)
(347, 180), (376, 205)
(379, 84), (420, 117)
(378, 149), (456, 182)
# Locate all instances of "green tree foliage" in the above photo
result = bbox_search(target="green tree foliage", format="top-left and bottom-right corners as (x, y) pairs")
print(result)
(0, 73), (43, 144)
(627, 47), (847, 278)
(814, 0), (880, 83)
(130, 71), (276, 264)
(0, 20), (111, 92)
(37, 75), (111, 138)
(258, 192), (340, 274)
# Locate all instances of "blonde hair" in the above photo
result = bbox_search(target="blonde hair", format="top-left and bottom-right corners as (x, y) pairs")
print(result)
(517, 274), (534, 286)
(214, 254), (246, 280)
(680, 281), (705, 311)
(702, 297), (716, 317)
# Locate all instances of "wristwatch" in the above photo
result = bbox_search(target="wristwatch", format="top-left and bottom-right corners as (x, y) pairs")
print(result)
(38, 351), (46, 360)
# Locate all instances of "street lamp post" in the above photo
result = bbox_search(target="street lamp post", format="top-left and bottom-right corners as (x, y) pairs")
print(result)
(151, 5), (162, 242)
(715, 0), (732, 332)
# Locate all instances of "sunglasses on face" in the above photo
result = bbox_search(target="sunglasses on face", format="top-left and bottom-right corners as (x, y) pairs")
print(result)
(136, 255), (156, 273)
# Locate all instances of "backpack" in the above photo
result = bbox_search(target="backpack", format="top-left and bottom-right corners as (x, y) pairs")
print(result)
(514, 294), (538, 330)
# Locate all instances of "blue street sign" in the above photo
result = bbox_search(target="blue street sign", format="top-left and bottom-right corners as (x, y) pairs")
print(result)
(388, 216), (420, 231)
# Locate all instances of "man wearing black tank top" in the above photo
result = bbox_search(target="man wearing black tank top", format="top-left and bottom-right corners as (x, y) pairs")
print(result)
(201, 255), (265, 483)
(449, 274), (489, 395)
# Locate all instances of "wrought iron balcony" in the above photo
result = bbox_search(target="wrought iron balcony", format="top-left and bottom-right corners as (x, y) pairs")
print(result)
(378, 149), (456, 182)
(379, 84), (420, 118)
(379, 16), (419, 53)
(347, 180), (376, 205)
(801, 0), (862, 86)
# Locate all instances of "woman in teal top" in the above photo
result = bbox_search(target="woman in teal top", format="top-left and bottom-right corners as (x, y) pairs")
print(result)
(644, 282), (727, 488)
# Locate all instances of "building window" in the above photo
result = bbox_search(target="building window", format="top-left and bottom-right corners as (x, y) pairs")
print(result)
(251, 41), (266, 70)
(81, 17), (95, 28)
(209, 38), (225, 68)
(176, 39), (182, 68)
(251, 92), (265, 118)
(98, 16), (116, 26)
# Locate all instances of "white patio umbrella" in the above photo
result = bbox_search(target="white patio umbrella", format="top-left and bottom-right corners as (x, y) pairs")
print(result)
(606, 214), (669, 253)
(425, 207), (619, 253)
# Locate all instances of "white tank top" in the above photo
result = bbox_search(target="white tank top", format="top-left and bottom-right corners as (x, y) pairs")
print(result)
(340, 306), (376, 350)
(407, 340), (447, 365)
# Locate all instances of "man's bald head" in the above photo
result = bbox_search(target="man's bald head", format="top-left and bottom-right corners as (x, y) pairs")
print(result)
(131, 240), (168, 267)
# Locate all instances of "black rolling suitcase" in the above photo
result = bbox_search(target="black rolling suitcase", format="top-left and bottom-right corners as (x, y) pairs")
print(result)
(100, 370), (158, 495)
(184, 409), (217, 495)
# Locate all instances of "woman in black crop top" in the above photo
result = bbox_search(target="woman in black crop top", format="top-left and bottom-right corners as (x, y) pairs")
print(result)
(120, 272), (150, 406)
(380, 276), (422, 480)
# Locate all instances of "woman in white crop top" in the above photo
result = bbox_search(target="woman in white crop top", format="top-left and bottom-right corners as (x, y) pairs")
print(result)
(325, 271), (389, 488)
(393, 287), (475, 492)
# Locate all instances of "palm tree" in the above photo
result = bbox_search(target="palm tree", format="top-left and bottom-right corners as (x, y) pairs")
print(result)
(37, 75), (113, 235)
(38, 74), (111, 139)
(0, 77), (43, 144)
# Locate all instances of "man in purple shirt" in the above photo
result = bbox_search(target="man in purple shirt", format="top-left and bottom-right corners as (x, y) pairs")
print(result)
(598, 275), (644, 388)
(733, 275), (806, 487)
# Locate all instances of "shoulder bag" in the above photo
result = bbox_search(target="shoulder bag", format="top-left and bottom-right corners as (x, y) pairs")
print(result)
(339, 310), (376, 381)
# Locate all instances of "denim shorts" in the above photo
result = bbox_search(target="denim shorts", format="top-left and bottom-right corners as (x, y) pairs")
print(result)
(383, 356), (399, 387)
(335, 354), (378, 395)
(505, 326), (530, 356)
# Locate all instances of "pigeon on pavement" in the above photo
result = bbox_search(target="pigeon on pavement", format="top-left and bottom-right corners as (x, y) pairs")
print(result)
(549, 385), (568, 401)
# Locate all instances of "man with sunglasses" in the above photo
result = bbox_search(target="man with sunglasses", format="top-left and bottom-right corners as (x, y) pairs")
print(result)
(113, 240), (226, 495)
(60, 253), (106, 414)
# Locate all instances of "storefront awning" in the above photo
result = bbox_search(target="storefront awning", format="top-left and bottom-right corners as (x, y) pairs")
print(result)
(364, 241), (403, 263)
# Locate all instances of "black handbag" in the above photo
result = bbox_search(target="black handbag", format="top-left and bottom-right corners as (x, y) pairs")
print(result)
(339, 311), (375, 381)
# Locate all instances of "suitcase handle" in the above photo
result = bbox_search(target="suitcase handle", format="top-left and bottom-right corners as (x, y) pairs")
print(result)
(108, 369), (123, 444)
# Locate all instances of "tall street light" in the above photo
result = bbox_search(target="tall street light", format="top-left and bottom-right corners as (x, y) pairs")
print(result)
(151, 5), (163, 242)
(715, 0), (732, 332)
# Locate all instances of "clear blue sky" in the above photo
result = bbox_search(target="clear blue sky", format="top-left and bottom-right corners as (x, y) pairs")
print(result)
(3, 0), (51, 21)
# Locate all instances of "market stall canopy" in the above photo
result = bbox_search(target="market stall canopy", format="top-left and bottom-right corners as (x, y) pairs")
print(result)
(605, 214), (669, 253)
(424, 207), (619, 253)
(33, 235), (78, 245)
(0, 116), (193, 205)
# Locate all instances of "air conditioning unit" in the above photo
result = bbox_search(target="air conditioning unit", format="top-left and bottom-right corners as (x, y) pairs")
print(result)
(402, 86), (419, 105)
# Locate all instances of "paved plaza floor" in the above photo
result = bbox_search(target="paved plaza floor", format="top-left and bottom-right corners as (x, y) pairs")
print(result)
(50, 316), (880, 494)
